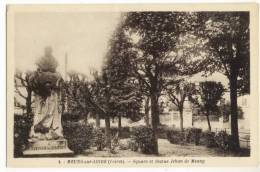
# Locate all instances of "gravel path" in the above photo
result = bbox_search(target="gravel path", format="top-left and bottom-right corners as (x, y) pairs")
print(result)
(75, 139), (249, 157)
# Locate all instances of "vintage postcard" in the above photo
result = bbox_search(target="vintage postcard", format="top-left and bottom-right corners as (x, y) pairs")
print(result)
(6, 3), (259, 167)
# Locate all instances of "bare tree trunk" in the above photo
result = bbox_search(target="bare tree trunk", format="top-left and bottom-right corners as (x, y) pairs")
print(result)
(144, 96), (150, 126)
(26, 88), (32, 119)
(96, 113), (100, 128)
(206, 110), (211, 131)
(179, 108), (184, 132)
(230, 68), (240, 150)
(105, 114), (111, 149)
(150, 92), (159, 155)
(118, 113), (122, 137)
(191, 113), (194, 126)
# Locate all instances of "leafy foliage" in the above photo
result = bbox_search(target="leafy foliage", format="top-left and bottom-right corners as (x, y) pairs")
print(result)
(190, 81), (224, 131)
(166, 127), (203, 146)
(196, 12), (249, 86)
(166, 81), (197, 131)
(166, 128), (185, 145)
(201, 131), (216, 148)
(63, 72), (90, 120)
(130, 126), (156, 154)
(214, 130), (232, 151)
(93, 128), (106, 151)
(63, 121), (94, 154)
(121, 12), (207, 94)
(113, 12), (208, 154)
(105, 26), (144, 121)
(196, 12), (249, 149)
(185, 127), (202, 145)
(191, 81), (224, 113)
(14, 115), (32, 157)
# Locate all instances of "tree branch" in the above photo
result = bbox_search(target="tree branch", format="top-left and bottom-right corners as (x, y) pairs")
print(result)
(206, 35), (231, 79)
(85, 88), (107, 115)
(15, 74), (28, 87)
(14, 84), (26, 99)
(168, 91), (180, 107)
(133, 69), (151, 89)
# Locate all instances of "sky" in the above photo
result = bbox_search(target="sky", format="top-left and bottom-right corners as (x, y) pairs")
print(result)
(14, 12), (122, 78)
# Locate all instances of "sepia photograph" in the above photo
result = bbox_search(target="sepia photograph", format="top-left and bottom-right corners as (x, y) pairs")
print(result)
(6, 4), (259, 167)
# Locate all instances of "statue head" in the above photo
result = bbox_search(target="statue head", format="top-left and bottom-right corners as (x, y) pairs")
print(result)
(36, 46), (58, 72)
(44, 46), (53, 57)
(43, 81), (54, 97)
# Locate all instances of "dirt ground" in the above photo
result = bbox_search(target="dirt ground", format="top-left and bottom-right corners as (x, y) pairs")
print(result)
(75, 139), (250, 158)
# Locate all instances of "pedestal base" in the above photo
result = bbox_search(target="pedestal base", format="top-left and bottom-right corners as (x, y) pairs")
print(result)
(23, 138), (73, 156)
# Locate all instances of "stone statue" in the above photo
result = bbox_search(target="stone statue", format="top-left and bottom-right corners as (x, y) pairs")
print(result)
(24, 47), (71, 155)
(29, 82), (63, 140)
(29, 47), (63, 141)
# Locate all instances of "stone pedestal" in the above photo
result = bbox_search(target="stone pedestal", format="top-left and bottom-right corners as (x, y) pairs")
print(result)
(23, 138), (73, 156)
(183, 100), (193, 128)
(183, 108), (193, 128)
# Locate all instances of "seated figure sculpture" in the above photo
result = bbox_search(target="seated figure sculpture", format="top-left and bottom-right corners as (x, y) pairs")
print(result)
(29, 47), (63, 141)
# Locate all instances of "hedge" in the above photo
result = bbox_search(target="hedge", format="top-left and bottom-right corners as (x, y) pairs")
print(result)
(185, 127), (202, 145)
(166, 129), (186, 144)
(14, 115), (32, 157)
(130, 126), (157, 154)
(63, 121), (95, 154)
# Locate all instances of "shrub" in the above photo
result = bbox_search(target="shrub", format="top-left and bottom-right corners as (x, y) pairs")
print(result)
(111, 133), (120, 154)
(128, 138), (139, 151)
(166, 129), (185, 145)
(185, 128), (202, 145)
(118, 139), (130, 150)
(214, 130), (232, 151)
(93, 128), (106, 151)
(200, 131), (216, 148)
(14, 115), (32, 157)
(63, 121), (94, 154)
(157, 125), (172, 139)
(130, 126), (156, 154)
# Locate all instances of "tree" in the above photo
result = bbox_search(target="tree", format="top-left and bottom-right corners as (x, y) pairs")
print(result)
(64, 71), (90, 122)
(164, 30), (211, 131)
(117, 12), (206, 154)
(104, 25), (143, 136)
(197, 12), (249, 149)
(76, 70), (112, 148)
(166, 81), (196, 131)
(144, 96), (151, 126)
(67, 68), (138, 148)
(190, 81), (224, 131)
(14, 70), (34, 117)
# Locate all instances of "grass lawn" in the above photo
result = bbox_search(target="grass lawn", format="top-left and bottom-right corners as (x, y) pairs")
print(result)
(75, 139), (250, 157)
